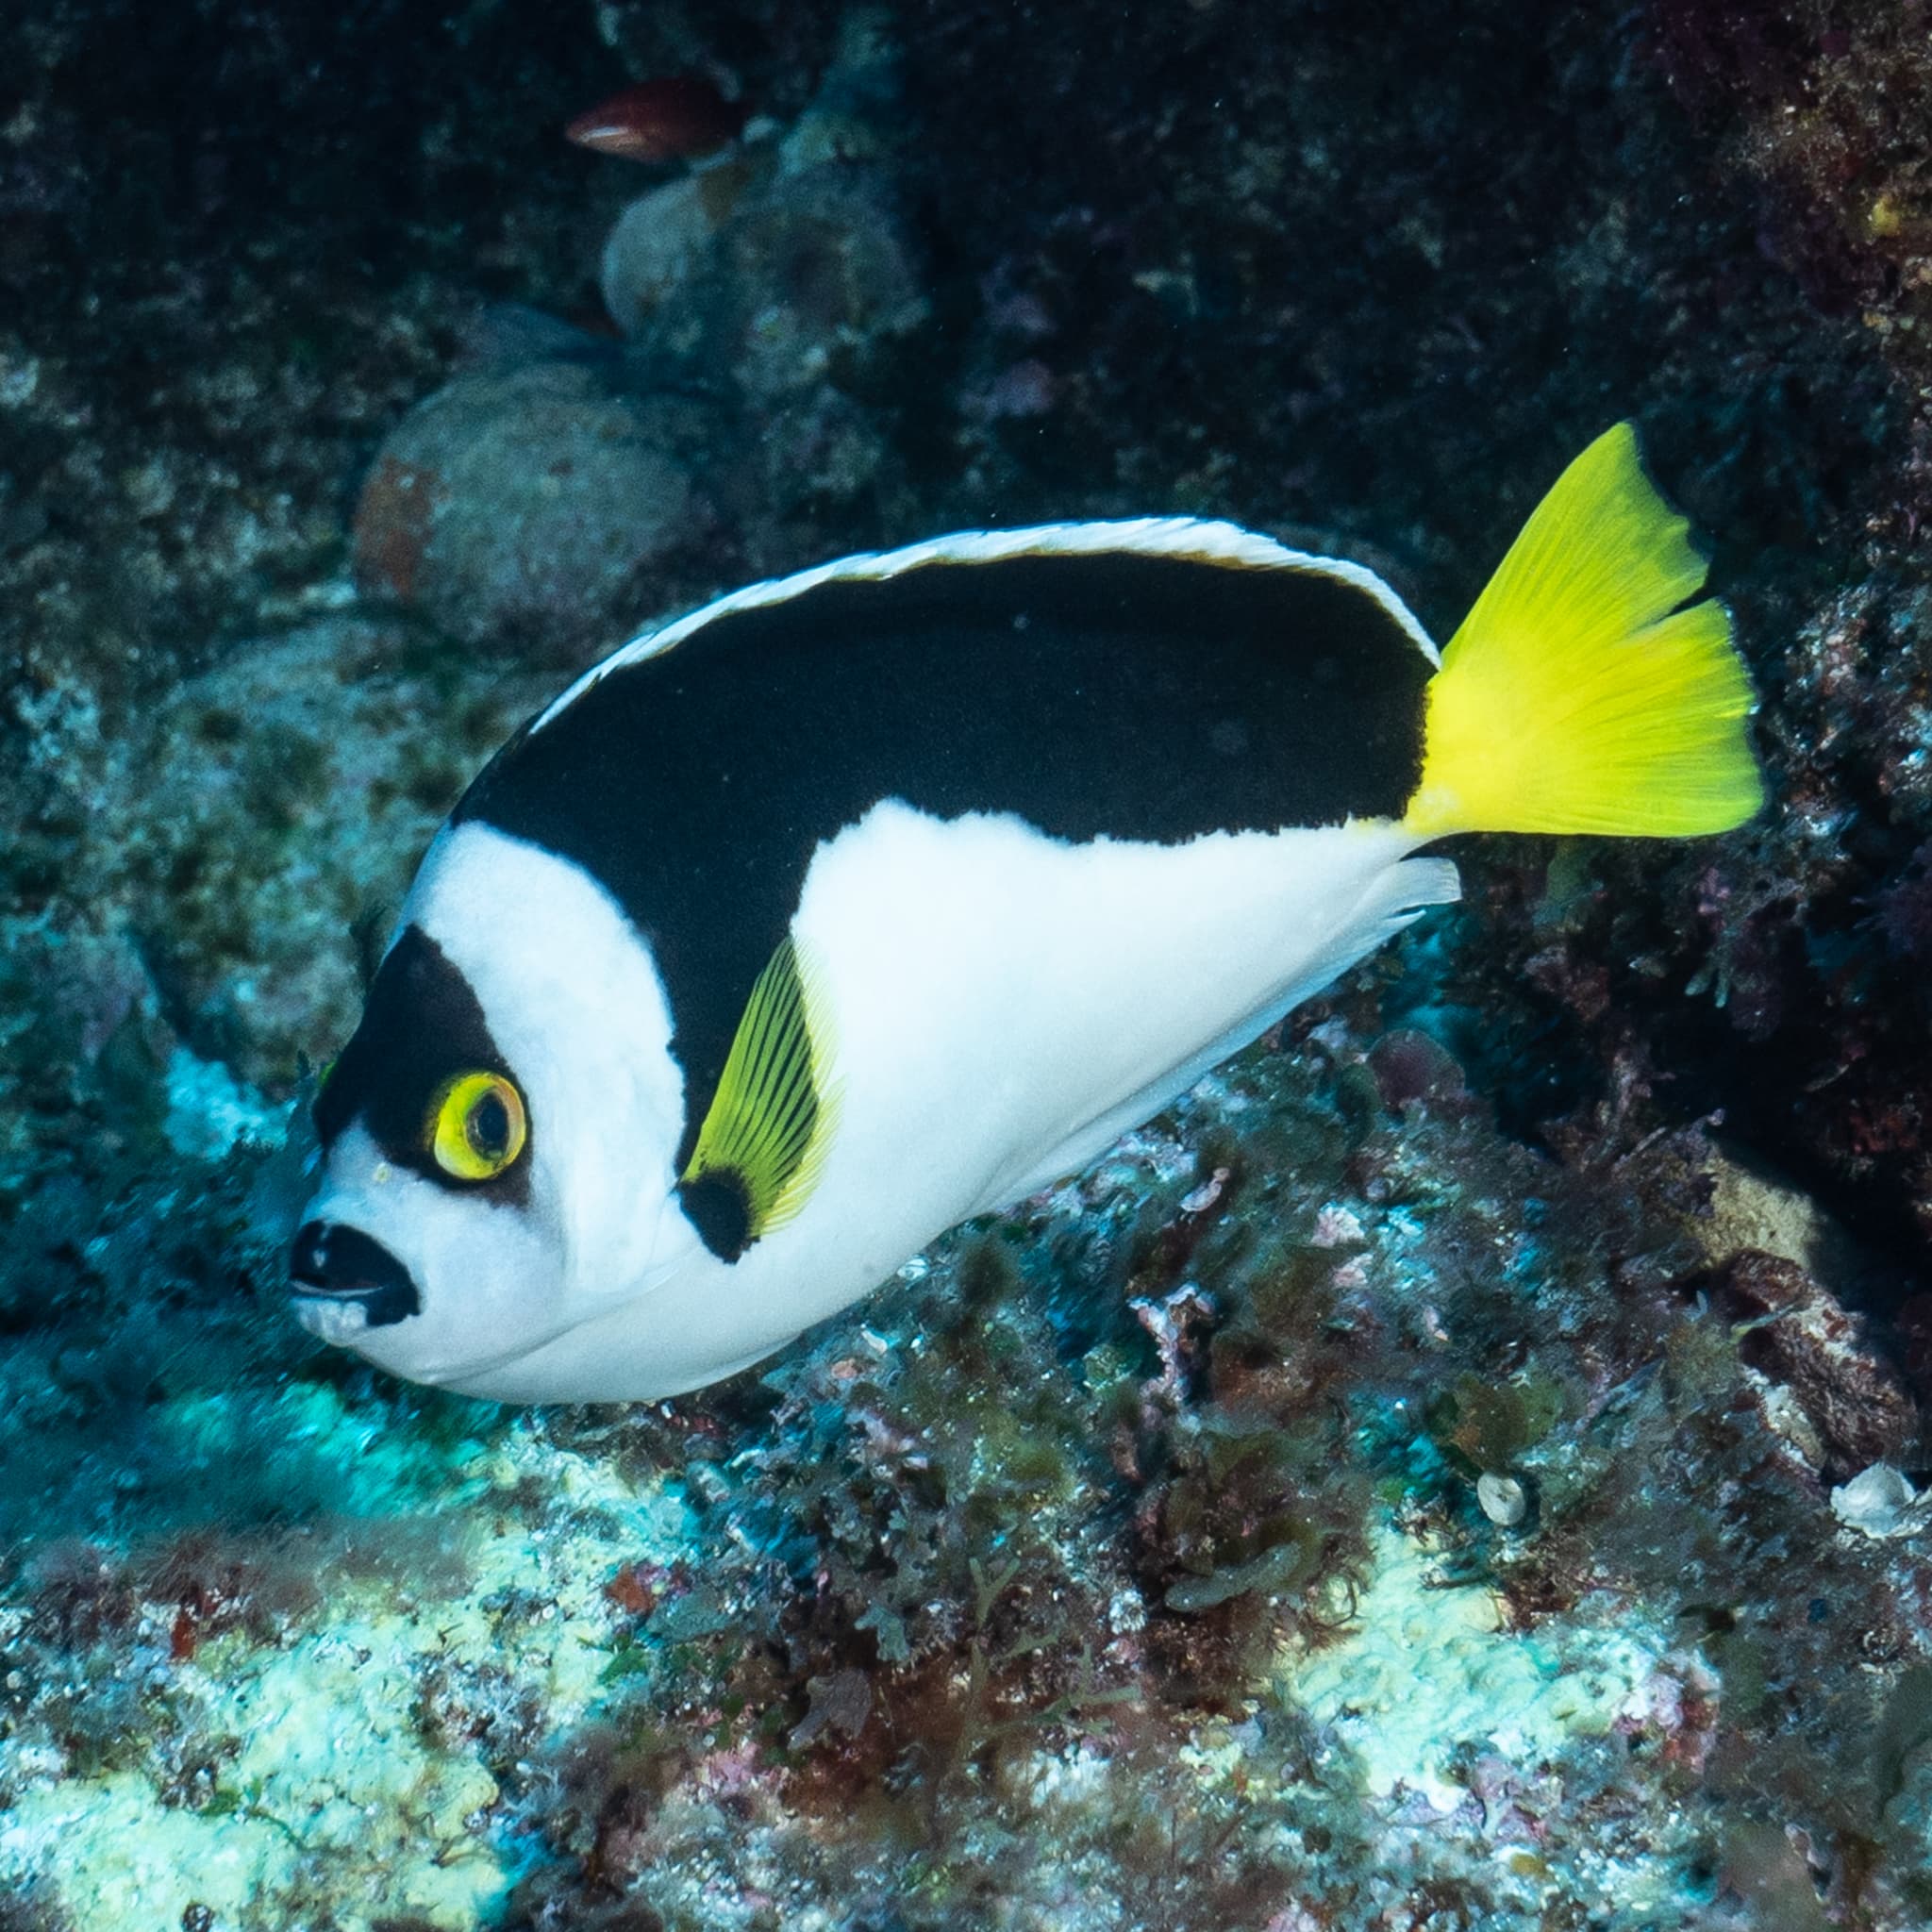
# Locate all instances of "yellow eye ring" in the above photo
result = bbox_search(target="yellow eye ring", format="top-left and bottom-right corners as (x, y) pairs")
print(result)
(427, 1071), (527, 1182)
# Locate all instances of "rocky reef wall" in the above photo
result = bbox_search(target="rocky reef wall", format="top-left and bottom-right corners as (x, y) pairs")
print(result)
(5, 0), (1932, 1926)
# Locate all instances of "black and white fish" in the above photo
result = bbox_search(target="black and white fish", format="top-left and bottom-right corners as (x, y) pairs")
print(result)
(290, 424), (1760, 1401)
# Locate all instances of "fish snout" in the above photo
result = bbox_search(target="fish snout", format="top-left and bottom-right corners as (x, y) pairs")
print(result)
(289, 1220), (422, 1332)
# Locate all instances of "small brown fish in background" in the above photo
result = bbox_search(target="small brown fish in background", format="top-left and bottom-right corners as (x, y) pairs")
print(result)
(565, 75), (751, 164)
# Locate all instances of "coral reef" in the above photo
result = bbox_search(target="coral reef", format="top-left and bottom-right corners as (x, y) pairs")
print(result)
(8, 1016), (1932, 1926)
(6, 0), (1932, 1925)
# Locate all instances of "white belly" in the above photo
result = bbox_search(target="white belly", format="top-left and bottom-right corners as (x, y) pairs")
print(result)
(553, 802), (1456, 1396)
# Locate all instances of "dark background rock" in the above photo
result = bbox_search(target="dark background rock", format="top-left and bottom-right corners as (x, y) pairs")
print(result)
(352, 365), (708, 658)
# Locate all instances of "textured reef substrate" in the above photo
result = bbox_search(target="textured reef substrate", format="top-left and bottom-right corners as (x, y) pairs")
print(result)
(8, 0), (1932, 1926)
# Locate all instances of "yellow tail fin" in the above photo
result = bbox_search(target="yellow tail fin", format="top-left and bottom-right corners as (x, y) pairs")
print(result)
(1404, 423), (1763, 839)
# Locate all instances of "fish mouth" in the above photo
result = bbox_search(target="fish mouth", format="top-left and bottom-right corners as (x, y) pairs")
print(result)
(288, 1220), (422, 1332)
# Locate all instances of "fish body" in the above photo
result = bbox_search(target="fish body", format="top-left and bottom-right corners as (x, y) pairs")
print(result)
(291, 427), (1761, 1401)
(565, 75), (751, 163)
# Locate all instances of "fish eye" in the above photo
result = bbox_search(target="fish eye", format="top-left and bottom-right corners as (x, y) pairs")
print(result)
(427, 1071), (527, 1182)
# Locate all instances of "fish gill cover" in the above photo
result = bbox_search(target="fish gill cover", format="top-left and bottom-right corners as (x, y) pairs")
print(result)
(0, 0), (1931, 1926)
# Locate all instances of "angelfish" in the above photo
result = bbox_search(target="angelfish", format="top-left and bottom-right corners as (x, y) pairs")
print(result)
(291, 425), (1761, 1401)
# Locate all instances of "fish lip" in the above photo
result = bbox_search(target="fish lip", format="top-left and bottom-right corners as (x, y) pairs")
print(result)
(288, 1220), (421, 1329)
(291, 1278), (385, 1303)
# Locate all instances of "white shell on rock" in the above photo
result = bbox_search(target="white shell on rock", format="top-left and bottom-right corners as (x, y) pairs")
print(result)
(1476, 1472), (1528, 1527)
(1829, 1461), (1926, 1539)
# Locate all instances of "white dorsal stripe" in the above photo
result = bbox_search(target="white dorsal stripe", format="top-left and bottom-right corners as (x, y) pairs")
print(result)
(530, 517), (1440, 736)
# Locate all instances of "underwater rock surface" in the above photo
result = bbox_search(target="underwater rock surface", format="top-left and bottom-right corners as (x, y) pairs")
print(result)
(5, 0), (1932, 1926)
(353, 366), (706, 658)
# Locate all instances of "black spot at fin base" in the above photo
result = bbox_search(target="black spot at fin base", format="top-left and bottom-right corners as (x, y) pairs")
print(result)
(678, 933), (839, 1261)
(679, 1169), (754, 1262)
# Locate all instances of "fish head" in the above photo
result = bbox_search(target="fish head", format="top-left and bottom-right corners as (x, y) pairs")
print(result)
(289, 824), (692, 1397)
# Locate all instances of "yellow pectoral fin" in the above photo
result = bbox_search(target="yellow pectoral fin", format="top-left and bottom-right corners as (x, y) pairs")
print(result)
(681, 934), (841, 1257)
(1406, 422), (1763, 841)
